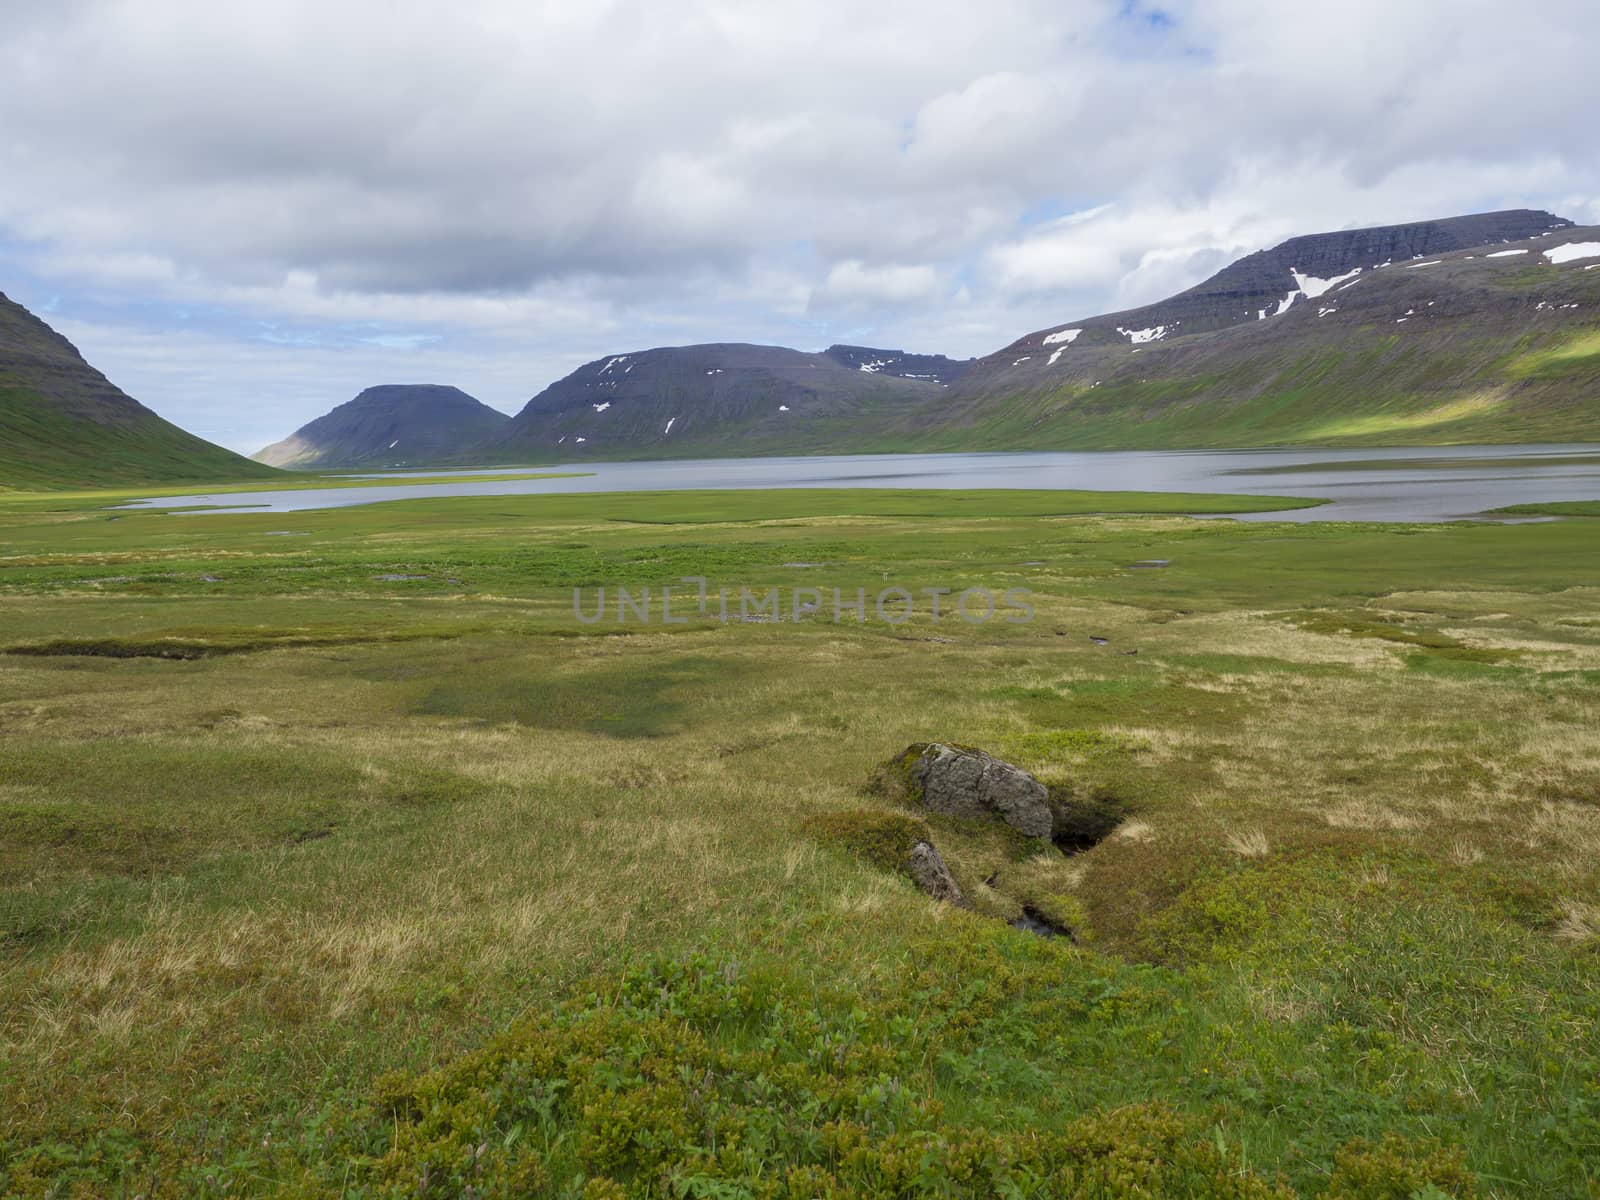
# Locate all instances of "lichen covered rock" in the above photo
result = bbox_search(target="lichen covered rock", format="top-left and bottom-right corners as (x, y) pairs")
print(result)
(902, 742), (1053, 839)
(906, 840), (967, 907)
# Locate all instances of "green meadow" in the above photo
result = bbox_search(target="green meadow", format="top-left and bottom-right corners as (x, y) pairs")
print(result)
(1, 484), (1598, 1197)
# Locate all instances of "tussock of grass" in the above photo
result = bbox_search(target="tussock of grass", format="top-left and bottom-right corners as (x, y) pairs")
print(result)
(803, 808), (930, 873)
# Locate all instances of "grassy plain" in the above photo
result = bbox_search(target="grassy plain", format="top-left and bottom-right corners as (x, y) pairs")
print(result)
(1, 485), (1598, 1197)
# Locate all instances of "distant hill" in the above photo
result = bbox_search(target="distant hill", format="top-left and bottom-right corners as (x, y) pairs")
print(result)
(494, 343), (947, 459)
(253, 385), (510, 469)
(890, 213), (1600, 450)
(482, 211), (1599, 460)
(0, 291), (278, 491)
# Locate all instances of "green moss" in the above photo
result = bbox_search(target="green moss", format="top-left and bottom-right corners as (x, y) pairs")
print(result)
(1282, 611), (1516, 663)
(327, 953), (1294, 1199)
(1283, 611), (1465, 649)
(864, 743), (928, 805)
(1325, 1135), (1478, 1199)
(803, 809), (930, 873)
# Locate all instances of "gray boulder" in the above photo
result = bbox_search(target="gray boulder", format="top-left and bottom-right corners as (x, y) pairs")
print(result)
(907, 743), (1053, 839)
(906, 841), (967, 907)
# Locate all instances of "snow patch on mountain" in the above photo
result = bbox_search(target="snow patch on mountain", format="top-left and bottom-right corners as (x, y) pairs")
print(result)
(1545, 242), (1600, 264)
(1042, 328), (1083, 346)
(1487, 249), (1528, 258)
(1294, 268), (1361, 298)
(1117, 325), (1169, 344)
(1262, 268), (1363, 319)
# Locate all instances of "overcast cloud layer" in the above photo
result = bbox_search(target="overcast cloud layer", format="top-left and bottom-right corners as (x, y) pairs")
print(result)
(3, 0), (1598, 451)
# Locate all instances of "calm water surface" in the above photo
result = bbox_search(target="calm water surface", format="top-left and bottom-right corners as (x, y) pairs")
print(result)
(119, 444), (1600, 522)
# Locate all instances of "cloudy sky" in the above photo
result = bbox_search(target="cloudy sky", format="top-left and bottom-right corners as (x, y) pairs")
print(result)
(3, 0), (1597, 451)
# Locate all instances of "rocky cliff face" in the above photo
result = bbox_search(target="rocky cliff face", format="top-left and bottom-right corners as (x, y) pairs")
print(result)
(254, 384), (510, 469)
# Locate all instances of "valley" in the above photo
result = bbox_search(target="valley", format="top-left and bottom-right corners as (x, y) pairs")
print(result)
(3, 198), (1599, 1197)
(251, 213), (1600, 470)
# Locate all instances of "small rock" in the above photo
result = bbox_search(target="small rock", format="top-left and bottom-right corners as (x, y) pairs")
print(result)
(905, 743), (1053, 839)
(906, 841), (967, 907)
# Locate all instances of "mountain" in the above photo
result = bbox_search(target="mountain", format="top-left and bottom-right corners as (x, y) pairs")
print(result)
(820, 344), (972, 385)
(0, 291), (278, 491)
(888, 212), (1600, 450)
(485, 210), (1598, 460)
(494, 343), (951, 459)
(1010, 209), (1572, 353)
(253, 384), (510, 469)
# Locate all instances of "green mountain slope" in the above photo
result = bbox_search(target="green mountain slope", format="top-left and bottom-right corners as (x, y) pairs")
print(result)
(881, 216), (1600, 451)
(0, 292), (279, 490)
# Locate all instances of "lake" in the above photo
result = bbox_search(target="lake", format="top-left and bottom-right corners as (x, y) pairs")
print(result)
(119, 444), (1600, 522)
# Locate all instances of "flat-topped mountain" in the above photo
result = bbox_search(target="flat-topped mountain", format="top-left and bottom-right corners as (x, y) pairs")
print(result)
(894, 218), (1600, 450)
(0, 291), (277, 490)
(495, 343), (946, 459)
(820, 344), (972, 385)
(253, 384), (510, 469)
(1000, 209), (1573, 358)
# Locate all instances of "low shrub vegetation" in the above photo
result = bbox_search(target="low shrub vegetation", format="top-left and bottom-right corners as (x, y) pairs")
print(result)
(1, 487), (1598, 1195)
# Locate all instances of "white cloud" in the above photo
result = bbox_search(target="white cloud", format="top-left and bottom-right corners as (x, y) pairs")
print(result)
(1, 0), (1597, 447)
(813, 261), (942, 308)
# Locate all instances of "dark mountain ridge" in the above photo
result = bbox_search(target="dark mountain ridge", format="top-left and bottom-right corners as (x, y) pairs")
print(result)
(1003, 209), (1573, 358)
(253, 384), (510, 469)
(820, 344), (972, 385)
(494, 342), (947, 459)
